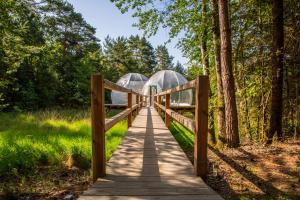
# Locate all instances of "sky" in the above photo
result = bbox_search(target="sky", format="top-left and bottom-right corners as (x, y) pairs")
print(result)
(66, 0), (188, 65)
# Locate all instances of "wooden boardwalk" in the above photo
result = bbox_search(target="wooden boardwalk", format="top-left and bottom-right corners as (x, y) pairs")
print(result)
(79, 107), (223, 200)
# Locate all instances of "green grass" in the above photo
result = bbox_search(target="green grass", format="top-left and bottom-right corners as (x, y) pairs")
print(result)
(0, 109), (127, 176)
(169, 121), (194, 151)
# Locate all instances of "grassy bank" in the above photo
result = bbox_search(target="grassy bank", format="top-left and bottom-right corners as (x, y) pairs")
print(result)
(0, 109), (127, 177)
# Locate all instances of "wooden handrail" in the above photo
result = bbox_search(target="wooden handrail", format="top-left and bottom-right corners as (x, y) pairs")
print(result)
(154, 102), (196, 132)
(91, 74), (147, 182)
(104, 79), (131, 93)
(104, 79), (149, 97)
(105, 108), (131, 131)
(153, 75), (208, 180)
(154, 80), (196, 96)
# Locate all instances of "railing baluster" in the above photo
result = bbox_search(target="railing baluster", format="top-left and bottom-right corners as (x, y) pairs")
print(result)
(91, 74), (106, 181)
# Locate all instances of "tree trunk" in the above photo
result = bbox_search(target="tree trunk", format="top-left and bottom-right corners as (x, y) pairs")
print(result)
(212, 0), (226, 144)
(218, 0), (240, 147)
(267, 0), (284, 144)
(201, 0), (216, 145)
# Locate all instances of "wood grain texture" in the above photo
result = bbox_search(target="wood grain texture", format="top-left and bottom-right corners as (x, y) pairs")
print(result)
(80, 107), (222, 200)
(194, 76), (209, 179)
(154, 80), (196, 96)
(128, 92), (132, 128)
(165, 94), (170, 128)
(91, 75), (106, 181)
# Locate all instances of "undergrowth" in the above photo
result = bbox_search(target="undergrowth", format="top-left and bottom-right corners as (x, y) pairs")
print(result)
(0, 109), (127, 177)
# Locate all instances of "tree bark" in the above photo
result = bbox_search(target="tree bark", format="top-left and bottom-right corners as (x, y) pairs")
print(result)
(218, 0), (240, 147)
(201, 0), (216, 144)
(211, 0), (226, 144)
(267, 0), (284, 144)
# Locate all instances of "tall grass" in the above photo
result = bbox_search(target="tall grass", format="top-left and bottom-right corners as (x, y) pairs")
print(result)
(0, 109), (127, 176)
(169, 121), (194, 151)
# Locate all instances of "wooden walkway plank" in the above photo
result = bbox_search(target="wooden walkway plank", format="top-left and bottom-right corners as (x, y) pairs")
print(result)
(79, 107), (223, 200)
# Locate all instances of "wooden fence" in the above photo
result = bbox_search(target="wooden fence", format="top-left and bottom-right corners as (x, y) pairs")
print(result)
(153, 76), (209, 179)
(91, 74), (148, 182)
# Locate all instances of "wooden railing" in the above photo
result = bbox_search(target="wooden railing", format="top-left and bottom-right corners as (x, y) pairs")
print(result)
(153, 76), (208, 179)
(91, 74), (148, 181)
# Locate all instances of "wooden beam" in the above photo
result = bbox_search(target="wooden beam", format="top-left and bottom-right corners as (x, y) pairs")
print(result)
(105, 108), (131, 131)
(91, 74), (106, 181)
(154, 80), (196, 96)
(194, 76), (208, 180)
(104, 80), (131, 93)
(167, 109), (195, 133)
(128, 91), (132, 128)
(165, 94), (171, 128)
(154, 102), (166, 112)
(154, 102), (195, 133)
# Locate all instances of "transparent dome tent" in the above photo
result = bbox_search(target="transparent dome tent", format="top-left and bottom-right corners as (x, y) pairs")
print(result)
(142, 70), (193, 105)
(111, 73), (148, 105)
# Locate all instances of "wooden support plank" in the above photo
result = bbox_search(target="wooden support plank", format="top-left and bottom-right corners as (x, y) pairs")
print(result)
(127, 91), (132, 128)
(153, 102), (195, 132)
(91, 74), (106, 181)
(167, 109), (196, 132)
(154, 80), (196, 96)
(194, 76), (208, 179)
(105, 108), (131, 131)
(165, 93), (171, 128)
(104, 79), (131, 93)
(154, 102), (166, 112)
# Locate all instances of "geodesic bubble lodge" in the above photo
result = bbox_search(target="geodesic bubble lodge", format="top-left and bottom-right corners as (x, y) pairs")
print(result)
(111, 73), (149, 105)
(142, 70), (193, 105)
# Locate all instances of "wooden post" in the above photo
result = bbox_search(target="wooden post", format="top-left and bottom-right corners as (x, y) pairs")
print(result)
(128, 91), (132, 128)
(158, 95), (161, 114)
(150, 86), (152, 106)
(194, 76), (208, 180)
(136, 94), (140, 113)
(91, 74), (106, 181)
(165, 93), (170, 128)
(140, 95), (143, 108)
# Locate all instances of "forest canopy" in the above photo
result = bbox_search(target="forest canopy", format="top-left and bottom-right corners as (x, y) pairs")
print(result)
(0, 0), (183, 110)
(0, 0), (299, 144)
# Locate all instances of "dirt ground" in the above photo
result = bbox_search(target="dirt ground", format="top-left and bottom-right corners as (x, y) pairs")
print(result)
(1, 140), (299, 200)
(204, 140), (300, 200)
(0, 167), (90, 200)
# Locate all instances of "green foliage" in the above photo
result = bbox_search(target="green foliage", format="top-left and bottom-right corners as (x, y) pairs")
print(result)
(154, 45), (174, 71)
(111, 0), (300, 142)
(0, 0), (183, 111)
(0, 109), (127, 176)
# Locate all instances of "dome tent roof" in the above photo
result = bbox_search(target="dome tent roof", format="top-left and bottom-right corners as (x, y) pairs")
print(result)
(116, 73), (148, 89)
(142, 70), (192, 105)
(111, 73), (148, 105)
